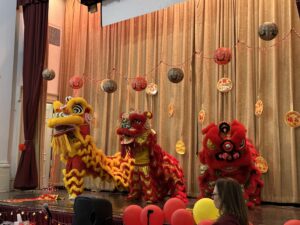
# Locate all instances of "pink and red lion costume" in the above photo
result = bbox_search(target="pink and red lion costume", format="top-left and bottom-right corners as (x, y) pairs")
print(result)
(198, 120), (263, 207)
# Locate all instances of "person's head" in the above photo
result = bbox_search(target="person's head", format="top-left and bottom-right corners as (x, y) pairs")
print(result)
(212, 178), (248, 225)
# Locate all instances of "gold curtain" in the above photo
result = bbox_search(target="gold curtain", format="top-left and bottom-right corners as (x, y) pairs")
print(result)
(55, 0), (300, 203)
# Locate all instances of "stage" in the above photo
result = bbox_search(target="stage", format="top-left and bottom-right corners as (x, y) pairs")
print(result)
(0, 189), (299, 225)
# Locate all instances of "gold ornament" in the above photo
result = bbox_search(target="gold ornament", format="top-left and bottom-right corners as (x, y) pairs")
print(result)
(198, 109), (206, 123)
(255, 156), (268, 173)
(255, 99), (264, 116)
(176, 140), (186, 155)
(168, 103), (175, 117)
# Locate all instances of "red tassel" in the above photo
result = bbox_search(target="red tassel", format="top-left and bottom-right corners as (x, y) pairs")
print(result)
(18, 143), (26, 151)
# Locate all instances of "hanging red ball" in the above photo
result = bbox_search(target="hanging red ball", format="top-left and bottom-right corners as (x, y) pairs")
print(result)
(214, 47), (232, 65)
(69, 76), (84, 89)
(131, 76), (147, 91)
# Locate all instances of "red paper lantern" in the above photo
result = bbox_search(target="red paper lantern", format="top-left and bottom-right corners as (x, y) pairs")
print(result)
(131, 76), (147, 91)
(69, 76), (84, 89)
(214, 47), (232, 65)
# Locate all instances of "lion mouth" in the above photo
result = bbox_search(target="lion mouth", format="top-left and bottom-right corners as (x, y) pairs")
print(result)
(121, 135), (134, 145)
(221, 166), (238, 173)
(53, 125), (75, 136)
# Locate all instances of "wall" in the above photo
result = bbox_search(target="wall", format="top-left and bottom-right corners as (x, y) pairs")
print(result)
(47, 0), (65, 96)
(0, 0), (18, 191)
(41, 0), (65, 188)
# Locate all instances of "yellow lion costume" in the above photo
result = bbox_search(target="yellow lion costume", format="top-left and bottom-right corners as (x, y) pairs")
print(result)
(48, 96), (133, 198)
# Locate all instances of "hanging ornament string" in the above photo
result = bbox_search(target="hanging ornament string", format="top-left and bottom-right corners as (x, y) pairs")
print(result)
(68, 27), (299, 92)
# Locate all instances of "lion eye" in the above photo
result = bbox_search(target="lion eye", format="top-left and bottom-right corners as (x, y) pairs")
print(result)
(72, 104), (83, 114)
(239, 139), (245, 150)
(207, 139), (216, 150)
(121, 119), (131, 128)
(134, 119), (142, 124)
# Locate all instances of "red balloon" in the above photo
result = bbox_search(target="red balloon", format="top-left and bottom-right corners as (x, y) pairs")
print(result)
(171, 209), (194, 225)
(140, 205), (164, 225)
(123, 205), (143, 225)
(163, 197), (186, 224)
(284, 220), (300, 225)
(198, 219), (214, 225)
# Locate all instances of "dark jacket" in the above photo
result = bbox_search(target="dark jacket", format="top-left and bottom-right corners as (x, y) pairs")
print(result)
(213, 214), (240, 225)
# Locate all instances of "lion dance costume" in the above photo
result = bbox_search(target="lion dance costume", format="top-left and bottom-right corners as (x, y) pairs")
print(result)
(48, 97), (133, 199)
(198, 120), (264, 208)
(116, 111), (187, 203)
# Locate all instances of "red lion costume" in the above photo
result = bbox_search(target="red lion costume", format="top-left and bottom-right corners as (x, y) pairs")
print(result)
(198, 120), (263, 208)
(116, 111), (187, 203)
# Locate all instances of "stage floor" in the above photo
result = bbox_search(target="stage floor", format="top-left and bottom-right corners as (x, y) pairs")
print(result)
(0, 189), (299, 225)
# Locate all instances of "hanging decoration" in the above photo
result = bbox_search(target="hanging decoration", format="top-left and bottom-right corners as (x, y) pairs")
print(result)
(131, 76), (147, 91)
(255, 99), (264, 116)
(175, 140), (186, 155)
(42, 68), (55, 80)
(217, 77), (233, 93)
(100, 79), (117, 93)
(258, 22), (278, 41)
(168, 102), (175, 117)
(167, 68), (184, 83)
(145, 83), (158, 95)
(67, 27), (300, 92)
(198, 109), (206, 124)
(284, 110), (300, 128)
(213, 47), (232, 65)
(255, 155), (269, 174)
(69, 75), (84, 89)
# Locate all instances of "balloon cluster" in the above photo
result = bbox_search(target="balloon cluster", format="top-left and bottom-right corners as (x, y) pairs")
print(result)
(123, 197), (220, 225)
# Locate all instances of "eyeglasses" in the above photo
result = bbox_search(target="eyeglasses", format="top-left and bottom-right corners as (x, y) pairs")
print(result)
(211, 193), (218, 198)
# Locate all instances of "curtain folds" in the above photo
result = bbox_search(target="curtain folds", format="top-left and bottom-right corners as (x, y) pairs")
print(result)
(56, 0), (300, 203)
(14, 0), (49, 189)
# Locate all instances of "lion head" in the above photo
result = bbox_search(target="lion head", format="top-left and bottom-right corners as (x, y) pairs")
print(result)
(199, 120), (253, 173)
(48, 96), (93, 137)
(116, 111), (156, 156)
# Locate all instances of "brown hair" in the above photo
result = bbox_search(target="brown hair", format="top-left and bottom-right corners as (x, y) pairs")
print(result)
(215, 178), (248, 225)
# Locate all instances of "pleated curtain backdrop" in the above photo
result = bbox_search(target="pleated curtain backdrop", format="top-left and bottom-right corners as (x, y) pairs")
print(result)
(52, 0), (300, 203)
